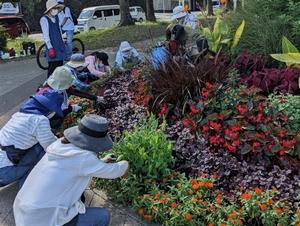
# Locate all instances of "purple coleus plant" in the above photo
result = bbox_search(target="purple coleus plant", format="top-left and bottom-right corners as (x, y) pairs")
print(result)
(242, 67), (300, 94)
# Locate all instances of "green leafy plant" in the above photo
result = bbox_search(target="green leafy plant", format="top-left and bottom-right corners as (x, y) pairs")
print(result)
(267, 93), (300, 134)
(114, 114), (174, 180)
(271, 36), (300, 66)
(201, 16), (245, 53)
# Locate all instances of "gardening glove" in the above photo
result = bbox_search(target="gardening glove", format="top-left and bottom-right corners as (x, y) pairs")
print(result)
(71, 104), (82, 112)
(96, 96), (107, 105)
(101, 154), (117, 163)
(48, 48), (56, 59)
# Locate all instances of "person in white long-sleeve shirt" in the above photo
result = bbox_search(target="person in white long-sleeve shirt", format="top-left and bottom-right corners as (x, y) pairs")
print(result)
(40, 0), (66, 77)
(0, 90), (64, 188)
(14, 114), (129, 226)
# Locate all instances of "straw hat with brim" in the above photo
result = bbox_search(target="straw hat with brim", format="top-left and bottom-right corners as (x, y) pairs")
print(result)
(64, 114), (113, 153)
(172, 6), (187, 20)
(47, 66), (75, 91)
(66, 53), (89, 69)
(31, 90), (64, 117)
(44, 0), (63, 14)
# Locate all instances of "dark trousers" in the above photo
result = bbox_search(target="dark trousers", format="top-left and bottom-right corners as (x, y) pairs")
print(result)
(48, 61), (64, 78)
(0, 144), (45, 189)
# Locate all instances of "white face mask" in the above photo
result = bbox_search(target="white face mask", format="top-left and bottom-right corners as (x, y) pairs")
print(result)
(47, 112), (56, 119)
(50, 9), (59, 16)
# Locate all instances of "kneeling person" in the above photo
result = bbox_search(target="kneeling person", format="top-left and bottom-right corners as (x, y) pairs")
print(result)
(0, 90), (63, 188)
(14, 114), (129, 226)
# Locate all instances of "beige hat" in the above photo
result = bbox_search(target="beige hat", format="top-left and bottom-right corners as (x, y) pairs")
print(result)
(44, 0), (61, 14)
(47, 66), (75, 91)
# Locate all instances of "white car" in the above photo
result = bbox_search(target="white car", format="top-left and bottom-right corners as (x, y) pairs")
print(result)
(75, 5), (120, 32)
(129, 6), (146, 22)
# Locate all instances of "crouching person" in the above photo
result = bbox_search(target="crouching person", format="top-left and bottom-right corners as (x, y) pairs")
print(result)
(0, 90), (63, 188)
(115, 41), (142, 71)
(14, 114), (129, 226)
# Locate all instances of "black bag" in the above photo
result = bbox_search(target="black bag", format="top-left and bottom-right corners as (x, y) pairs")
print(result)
(64, 7), (78, 26)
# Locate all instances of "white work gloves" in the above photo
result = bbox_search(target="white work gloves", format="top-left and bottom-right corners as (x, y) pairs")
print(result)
(72, 104), (82, 112)
(96, 96), (107, 105)
(101, 154), (117, 163)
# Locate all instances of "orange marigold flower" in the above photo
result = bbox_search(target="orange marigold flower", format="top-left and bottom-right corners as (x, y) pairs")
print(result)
(268, 199), (273, 205)
(191, 199), (198, 204)
(205, 182), (214, 189)
(185, 213), (193, 220)
(255, 187), (262, 195)
(241, 192), (251, 200)
(219, 224), (226, 226)
(138, 208), (144, 216)
(208, 224), (214, 226)
(159, 198), (167, 203)
(191, 179), (198, 185)
(236, 219), (242, 225)
(216, 194), (223, 200)
(154, 193), (160, 199)
(192, 184), (200, 190)
(171, 201), (177, 208)
(274, 208), (283, 215)
(296, 223), (300, 226)
(260, 203), (267, 211)
(143, 214), (153, 221)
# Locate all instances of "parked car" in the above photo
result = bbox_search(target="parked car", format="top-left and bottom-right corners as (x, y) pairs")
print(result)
(129, 6), (146, 22)
(75, 5), (120, 32)
(0, 16), (30, 38)
(212, 0), (221, 10)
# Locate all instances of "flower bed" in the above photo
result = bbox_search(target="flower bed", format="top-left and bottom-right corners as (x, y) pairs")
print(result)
(61, 60), (300, 225)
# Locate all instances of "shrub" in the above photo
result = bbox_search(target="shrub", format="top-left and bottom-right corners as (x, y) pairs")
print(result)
(234, 51), (266, 76)
(226, 0), (300, 56)
(95, 115), (174, 203)
(0, 26), (7, 51)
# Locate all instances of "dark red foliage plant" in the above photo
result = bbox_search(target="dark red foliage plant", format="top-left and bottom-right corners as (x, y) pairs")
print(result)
(242, 67), (300, 94)
(234, 51), (266, 76)
(150, 57), (232, 118)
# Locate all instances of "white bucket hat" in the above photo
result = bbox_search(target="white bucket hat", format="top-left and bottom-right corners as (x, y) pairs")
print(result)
(46, 66), (75, 91)
(172, 6), (187, 20)
(44, 0), (61, 14)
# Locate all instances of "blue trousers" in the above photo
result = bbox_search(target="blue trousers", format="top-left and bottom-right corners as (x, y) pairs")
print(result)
(0, 144), (45, 188)
(64, 29), (74, 60)
(64, 208), (110, 226)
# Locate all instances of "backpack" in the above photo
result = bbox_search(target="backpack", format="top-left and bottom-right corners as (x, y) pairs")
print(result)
(63, 7), (78, 26)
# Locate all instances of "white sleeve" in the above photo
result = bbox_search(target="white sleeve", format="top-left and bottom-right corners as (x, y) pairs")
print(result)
(80, 154), (129, 179)
(65, 7), (72, 18)
(33, 117), (57, 150)
(40, 17), (53, 49)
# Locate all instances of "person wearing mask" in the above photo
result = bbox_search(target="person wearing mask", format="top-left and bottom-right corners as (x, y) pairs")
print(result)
(37, 66), (106, 129)
(0, 90), (63, 188)
(171, 5), (198, 30)
(85, 52), (111, 79)
(58, 0), (75, 60)
(115, 41), (142, 71)
(14, 114), (129, 226)
(40, 0), (65, 77)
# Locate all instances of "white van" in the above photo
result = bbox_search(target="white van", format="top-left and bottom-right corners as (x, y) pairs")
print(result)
(75, 5), (120, 32)
(129, 6), (146, 22)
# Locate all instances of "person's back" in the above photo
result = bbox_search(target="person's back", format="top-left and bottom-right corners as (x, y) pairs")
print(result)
(14, 115), (128, 226)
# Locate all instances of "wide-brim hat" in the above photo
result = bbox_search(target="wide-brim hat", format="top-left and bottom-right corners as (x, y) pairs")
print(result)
(172, 6), (187, 20)
(47, 66), (75, 91)
(32, 90), (64, 117)
(64, 114), (113, 153)
(66, 53), (89, 68)
(44, 0), (63, 14)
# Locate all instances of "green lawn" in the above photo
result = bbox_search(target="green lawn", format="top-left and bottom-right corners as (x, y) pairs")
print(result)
(75, 22), (168, 50)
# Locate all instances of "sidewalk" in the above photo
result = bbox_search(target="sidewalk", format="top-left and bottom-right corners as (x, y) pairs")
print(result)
(0, 184), (158, 226)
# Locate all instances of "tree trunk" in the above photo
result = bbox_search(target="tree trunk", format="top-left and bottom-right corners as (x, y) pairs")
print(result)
(119, 0), (134, 26)
(207, 0), (213, 15)
(146, 0), (156, 22)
